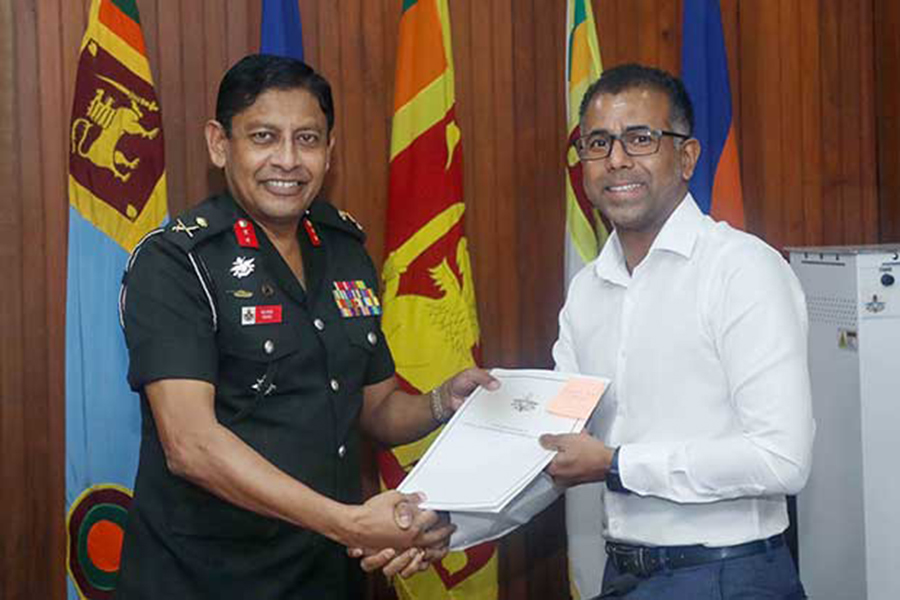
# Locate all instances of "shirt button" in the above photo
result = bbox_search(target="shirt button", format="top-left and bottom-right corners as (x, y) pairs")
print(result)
(367, 331), (377, 346)
(330, 379), (340, 392)
(314, 318), (325, 331)
(337, 444), (347, 458)
(263, 339), (275, 355)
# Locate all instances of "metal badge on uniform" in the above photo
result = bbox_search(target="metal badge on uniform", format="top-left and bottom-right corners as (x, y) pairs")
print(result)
(234, 219), (259, 249)
(339, 209), (364, 231)
(227, 289), (254, 299)
(332, 280), (382, 317)
(261, 282), (276, 297)
(230, 256), (255, 279)
(241, 305), (283, 325)
(303, 218), (321, 247)
(171, 217), (208, 238)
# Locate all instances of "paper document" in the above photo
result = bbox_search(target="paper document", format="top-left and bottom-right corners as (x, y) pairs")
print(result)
(398, 368), (608, 513)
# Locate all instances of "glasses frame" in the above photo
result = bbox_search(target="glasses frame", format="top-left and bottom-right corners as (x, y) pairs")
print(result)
(573, 127), (691, 161)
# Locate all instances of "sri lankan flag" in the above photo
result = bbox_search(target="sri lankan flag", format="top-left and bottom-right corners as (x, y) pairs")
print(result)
(564, 3), (608, 599)
(65, 1), (166, 598)
(564, 0), (607, 283)
(379, 1), (497, 598)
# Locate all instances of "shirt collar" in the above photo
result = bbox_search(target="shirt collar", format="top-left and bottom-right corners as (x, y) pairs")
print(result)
(593, 193), (705, 285)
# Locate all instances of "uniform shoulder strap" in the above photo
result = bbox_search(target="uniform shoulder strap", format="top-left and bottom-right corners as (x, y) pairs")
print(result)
(307, 199), (367, 243)
(161, 194), (235, 253)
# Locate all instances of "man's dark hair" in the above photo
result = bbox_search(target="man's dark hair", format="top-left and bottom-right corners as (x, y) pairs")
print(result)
(216, 54), (334, 136)
(579, 63), (694, 136)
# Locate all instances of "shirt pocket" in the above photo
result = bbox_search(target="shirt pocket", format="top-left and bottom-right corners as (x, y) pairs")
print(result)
(217, 330), (303, 425)
(339, 317), (382, 389)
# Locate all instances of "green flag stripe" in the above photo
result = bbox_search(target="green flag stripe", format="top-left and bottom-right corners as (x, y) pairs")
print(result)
(402, 0), (418, 12)
(112, 0), (141, 24)
(573, 0), (586, 27)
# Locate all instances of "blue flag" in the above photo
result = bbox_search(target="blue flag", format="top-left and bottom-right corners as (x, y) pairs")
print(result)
(65, 1), (168, 598)
(261, 0), (304, 60)
(681, 0), (744, 228)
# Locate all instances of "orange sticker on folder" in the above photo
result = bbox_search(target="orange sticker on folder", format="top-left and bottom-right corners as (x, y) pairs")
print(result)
(546, 378), (606, 420)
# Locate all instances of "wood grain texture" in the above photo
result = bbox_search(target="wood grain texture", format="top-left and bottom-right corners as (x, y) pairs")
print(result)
(1, 1), (897, 599)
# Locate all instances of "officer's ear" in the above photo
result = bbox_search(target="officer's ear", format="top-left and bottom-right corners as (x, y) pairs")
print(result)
(205, 120), (229, 169)
(325, 130), (335, 172)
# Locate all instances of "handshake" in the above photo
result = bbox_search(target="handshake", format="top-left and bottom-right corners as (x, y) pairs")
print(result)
(344, 491), (455, 579)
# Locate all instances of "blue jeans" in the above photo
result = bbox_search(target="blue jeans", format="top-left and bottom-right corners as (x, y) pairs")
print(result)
(601, 543), (807, 599)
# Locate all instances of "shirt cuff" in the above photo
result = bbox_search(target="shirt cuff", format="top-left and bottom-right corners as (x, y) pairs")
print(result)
(606, 446), (630, 494)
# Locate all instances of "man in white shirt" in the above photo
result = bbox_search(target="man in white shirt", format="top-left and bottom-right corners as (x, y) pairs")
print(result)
(540, 64), (814, 599)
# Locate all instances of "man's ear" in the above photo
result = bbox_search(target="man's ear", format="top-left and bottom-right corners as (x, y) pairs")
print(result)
(325, 131), (336, 172)
(680, 138), (701, 181)
(205, 120), (229, 168)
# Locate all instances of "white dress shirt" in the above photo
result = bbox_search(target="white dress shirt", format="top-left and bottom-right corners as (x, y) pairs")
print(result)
(554, 194), (815, 547)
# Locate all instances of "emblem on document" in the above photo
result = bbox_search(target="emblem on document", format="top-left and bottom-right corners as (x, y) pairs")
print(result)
(230, 256), (256, 279)
(511, 393), (538, 413)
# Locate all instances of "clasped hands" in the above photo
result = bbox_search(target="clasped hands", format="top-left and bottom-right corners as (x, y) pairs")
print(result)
(346, 492), (454, 578)
(347, 368), (500, 578)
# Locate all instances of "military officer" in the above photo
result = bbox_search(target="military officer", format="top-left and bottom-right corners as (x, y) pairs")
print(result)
(114, 54), (494, 599)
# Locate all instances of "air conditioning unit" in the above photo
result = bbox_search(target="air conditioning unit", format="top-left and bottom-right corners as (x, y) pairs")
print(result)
(789, 245), (900, 600)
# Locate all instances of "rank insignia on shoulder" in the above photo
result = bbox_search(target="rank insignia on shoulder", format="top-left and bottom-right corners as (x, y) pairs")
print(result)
(171, 217), (208, 238)
(332, 280), (382, 317)
(234, 219), (259, 249)
(338, 209), (364, 231)
(304, 218), (321, 247)
(241, 305), (282, 325)
(230, 256), (256, 279)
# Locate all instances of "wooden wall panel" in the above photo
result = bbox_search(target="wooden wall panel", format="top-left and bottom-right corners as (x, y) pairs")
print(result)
(3, 1), (899, 599)
(875, 0), (900, 243)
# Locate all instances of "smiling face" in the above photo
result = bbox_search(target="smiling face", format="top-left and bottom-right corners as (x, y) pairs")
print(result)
(580, 87), (699, 238)
(206, 87), (334, 232)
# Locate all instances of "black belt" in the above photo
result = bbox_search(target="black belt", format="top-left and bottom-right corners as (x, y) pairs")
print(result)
(606, 534), (784, 578)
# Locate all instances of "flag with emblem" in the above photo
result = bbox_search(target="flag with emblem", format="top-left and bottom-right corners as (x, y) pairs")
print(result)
(379, 1), (496, 598)
(564, 2), (608, 598)
(564, 0), (608, 285)
(65, 0), (166, 598)
(681, 0), (745, 228)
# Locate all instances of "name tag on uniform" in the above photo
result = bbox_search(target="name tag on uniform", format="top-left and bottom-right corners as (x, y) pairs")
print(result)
(332, 281), (382, 317)
(241, 305), (283, 325)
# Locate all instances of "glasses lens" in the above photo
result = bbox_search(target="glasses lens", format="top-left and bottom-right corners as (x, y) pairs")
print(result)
(578, 133), (612, 159)
(622, 129), (659, 155)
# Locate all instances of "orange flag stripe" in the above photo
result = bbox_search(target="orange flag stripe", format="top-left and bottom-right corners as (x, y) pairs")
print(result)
(393, 0), (447, 112)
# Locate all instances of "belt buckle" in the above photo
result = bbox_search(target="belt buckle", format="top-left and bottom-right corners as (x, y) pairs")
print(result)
(610, 544), (654, 578)
(635, 547), (656, 577)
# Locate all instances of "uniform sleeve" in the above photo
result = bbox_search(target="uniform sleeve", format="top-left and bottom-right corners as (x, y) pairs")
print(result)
(123, 236), (218, 390)
(620, 240), (815, 502)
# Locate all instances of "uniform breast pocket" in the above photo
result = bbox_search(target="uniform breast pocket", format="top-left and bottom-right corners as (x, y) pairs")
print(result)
(217, 329), (304, 425)
(340, 318), (381, 386)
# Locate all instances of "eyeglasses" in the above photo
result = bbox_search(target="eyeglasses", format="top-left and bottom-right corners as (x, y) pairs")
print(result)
(573, 127), (690, 161)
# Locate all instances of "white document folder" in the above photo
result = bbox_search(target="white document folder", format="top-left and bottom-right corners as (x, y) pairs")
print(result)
(398, 368), (609, 514)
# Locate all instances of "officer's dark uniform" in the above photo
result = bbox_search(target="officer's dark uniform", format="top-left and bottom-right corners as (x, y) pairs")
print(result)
(115, 192), (394, 599)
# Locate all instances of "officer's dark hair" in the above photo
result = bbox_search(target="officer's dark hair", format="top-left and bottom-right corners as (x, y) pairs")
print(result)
(216, 54), (334, 136)
(579, 63), (694, 136)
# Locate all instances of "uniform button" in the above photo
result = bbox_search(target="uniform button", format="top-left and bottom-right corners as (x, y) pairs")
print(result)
(330, 379), (340, 392)
(314, 318), (325, 331)
(367, 331), (377, 346)
(263, 339), (275, 355)
(337, 444), (347, 458)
